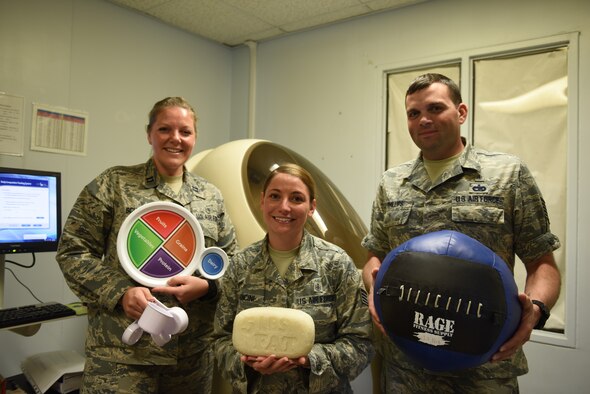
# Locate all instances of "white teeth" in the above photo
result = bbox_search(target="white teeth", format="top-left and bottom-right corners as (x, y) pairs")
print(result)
(274, 216), (291, 223)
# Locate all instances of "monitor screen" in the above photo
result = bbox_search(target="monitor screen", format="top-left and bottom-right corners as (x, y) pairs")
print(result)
(0, 167), (62, 254)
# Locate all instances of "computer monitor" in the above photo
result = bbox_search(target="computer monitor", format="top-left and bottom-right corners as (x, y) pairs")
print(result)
(0, 167), (62, 255)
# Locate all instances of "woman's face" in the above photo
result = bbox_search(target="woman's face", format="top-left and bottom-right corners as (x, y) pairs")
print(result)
(147, 106), (196, 176)
(261, 173), (316, 250)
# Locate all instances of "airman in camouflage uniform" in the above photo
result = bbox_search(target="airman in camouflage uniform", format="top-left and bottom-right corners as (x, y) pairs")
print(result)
(56, 97), (238, 394)
(213, 163), (373, 393)
(214, 230), (373, 393)
(362, 74), (561, 393)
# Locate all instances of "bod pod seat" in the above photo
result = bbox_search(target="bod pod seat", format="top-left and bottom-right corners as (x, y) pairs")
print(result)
(186, 139), (368, 268)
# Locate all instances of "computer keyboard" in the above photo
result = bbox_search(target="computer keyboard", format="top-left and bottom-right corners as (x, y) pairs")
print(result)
(0, 301), (77, 329)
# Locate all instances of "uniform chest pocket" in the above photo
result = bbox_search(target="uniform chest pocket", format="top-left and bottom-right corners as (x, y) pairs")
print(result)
(384, 201), (413, 226)
(452, 205), (504, 224)
(300, 302), (336, 340)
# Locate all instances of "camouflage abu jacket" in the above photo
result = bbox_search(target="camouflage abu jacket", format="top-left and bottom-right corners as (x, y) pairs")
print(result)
(56, 158), (237, 364)
(362, 143), (560, 379)
(213, 231), (374, 393)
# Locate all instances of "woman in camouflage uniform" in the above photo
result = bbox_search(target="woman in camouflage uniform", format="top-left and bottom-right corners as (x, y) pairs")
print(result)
(56, 97), (237, 393)
(213, 163), (373, 393)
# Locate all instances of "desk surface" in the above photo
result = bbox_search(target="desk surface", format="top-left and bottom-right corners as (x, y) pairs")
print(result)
(0, 302), (87, 335)
(5, 374), (80, 394)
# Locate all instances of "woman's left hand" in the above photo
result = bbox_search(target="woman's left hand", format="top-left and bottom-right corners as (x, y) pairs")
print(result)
(152, 275), (209, 304)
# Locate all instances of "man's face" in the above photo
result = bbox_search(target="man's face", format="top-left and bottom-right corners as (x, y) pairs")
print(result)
(405, 83), (467, 160)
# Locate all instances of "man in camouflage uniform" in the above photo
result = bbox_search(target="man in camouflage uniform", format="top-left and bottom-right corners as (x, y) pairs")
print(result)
(362, 74), (561, 393)
(57, 97), (237, 393)
(213, 164), (373, 393)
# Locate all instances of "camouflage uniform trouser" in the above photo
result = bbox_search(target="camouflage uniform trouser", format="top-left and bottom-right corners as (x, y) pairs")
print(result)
(381, 361), (519, 394)
(80, 351), (213, 394)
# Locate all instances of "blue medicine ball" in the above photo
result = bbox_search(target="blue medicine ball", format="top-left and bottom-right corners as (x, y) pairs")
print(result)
(374, 230), (522, 371)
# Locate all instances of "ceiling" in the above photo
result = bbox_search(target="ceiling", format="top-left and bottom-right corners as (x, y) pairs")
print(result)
(105, 0), (427, 47)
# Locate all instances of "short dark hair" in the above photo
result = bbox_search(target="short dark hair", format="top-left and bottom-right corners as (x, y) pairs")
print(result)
(406, 73), (462, 105)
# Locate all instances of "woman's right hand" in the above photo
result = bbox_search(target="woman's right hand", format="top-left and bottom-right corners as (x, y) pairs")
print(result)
(121, 287), (155, 320)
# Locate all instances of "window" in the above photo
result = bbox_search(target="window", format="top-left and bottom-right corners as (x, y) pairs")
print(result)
(472, 47), (568, 334)
(383, 33), (578, 347)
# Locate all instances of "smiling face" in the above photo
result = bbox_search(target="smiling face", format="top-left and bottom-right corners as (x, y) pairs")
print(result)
(147, 106), (196, 176)
(405, 82), (467, 160)
(260, 172), (316, 251)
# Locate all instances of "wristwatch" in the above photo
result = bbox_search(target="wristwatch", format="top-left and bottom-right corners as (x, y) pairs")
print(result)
(532, 300), (550, 329)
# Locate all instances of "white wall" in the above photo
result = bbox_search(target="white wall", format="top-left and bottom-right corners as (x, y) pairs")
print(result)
(241, 0), (590, 392)
(0, 0), (232, 377)
(2, 0), (589, 392)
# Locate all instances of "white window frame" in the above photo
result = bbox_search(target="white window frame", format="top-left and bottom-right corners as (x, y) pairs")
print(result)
(376, 32), (579, 348)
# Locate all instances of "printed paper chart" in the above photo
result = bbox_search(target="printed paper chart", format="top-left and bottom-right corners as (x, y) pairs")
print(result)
(117, 201), (228, 287)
